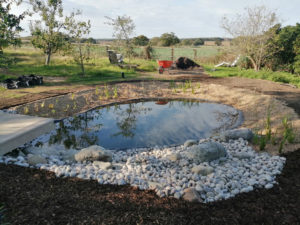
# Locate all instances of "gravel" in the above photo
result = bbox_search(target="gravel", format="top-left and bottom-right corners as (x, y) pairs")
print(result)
(0, 137), (285, 203)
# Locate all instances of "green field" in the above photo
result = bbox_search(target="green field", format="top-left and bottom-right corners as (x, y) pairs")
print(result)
(135, 46), (223, 60)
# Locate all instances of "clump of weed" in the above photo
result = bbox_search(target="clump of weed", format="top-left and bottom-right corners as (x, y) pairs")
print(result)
(73, 101), (77, 110)
(278, 116), (295, 154)
(265, 106), (272, 141)
(24, 106), (29, 114)
(34, 104), (39, 112)
(71, 93), (75, 100)
(169, 80), (175, 89)
(64, 104), (70, 112)
(113, 86), (118, 98)
(104, 84), (110, 98)
(191, 85), (195, 94)
(95, 87), (99, 95)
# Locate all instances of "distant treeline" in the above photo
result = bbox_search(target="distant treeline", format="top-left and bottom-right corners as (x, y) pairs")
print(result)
(21, 35), (231, 47)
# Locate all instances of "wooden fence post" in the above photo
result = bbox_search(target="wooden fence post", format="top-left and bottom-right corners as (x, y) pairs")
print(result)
(193, 49), (197, 60)
(171, 48), (174, 61)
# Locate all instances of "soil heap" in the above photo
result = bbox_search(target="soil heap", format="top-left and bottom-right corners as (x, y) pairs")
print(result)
(175, 57), (200, 70)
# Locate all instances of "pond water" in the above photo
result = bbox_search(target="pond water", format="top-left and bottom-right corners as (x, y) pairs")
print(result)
(36, 99), (243, 150)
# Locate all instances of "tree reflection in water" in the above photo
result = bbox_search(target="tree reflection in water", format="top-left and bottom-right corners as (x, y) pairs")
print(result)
(42, 99), (241, 150)
(49, 112), (102, 149)
(113, 103), (152, 138)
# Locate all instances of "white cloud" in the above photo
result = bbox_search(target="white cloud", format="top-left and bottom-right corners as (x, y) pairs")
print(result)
(10, 0), (300, 38)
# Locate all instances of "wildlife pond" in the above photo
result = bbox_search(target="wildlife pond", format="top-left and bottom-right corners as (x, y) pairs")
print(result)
(37, 99), (243, 150)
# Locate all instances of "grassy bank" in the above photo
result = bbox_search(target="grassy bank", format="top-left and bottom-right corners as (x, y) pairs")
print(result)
(204, 65), (300, 88)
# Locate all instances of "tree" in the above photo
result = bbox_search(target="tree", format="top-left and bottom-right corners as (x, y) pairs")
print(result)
(215, 39), (222, 46)
(266, 23), (300, 72)
(293, 35), (300, 74)
(181, 39), (192, 46)
(150, 37), (160, 46)
(0, 0), (26, 66)
(159, 32), (180, 46)
(193, 38), (204, 46)
(132, 35), (149, 46)
(29, 0), (77, 65)
(105, 15), (135, 60)
(65, 12), (91, 76)
(221, 5), (279, 71)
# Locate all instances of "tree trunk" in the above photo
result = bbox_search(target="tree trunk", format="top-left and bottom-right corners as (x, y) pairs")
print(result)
(80, 61), (85, 76)
(248, 56), (259, 71)
(45, 53), (51, 65)
(79, 45), (85, 76)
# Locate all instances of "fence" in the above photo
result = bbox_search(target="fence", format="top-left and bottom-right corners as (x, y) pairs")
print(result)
(87, 44), (223, 61)
(19, 41), (225, 61)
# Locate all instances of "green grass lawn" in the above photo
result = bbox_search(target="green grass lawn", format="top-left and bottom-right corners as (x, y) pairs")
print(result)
(204, 64), (300, 88)
(1, 47), (159, 85)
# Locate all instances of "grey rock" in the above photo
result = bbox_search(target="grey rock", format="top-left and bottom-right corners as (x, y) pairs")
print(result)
(182, 187), (202, 203)
(61, 150), (77, 162)
(184, 139), (198, 148)
(221, 128), (254, 141)
(167, 153), (181, 162)
(186, 142), (227, 163)
(265, 183), (273, 189)
(27, 154), (47, 165)
(148, 181), (162, 190)
(174, 192), (181, 199)
(93, 161), (112, 170)
(75, 145), (112, 162)
(232, 152), (253, 160)
(112, 163), (124, 170)
(192, 165), (214, 176)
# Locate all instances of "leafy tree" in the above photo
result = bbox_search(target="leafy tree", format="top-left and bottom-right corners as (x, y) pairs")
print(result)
(193, 38), (204, 46)
(181, 39), (193, 46)
(159, 32), (180, 46)
(0, 0), (26, 66)
(221, 5), (279, 71)
(65, 12), (91, 76)
(29, 0), (77, 65)
(294, 35), (300, 74)
(215, 39), (222, 46)
(105, 15), (135, 60)
(266, 23), (300, 72)
(150, 37), (160, 46)
(132, 35), (149, 46)
(81, 37), (96, 44)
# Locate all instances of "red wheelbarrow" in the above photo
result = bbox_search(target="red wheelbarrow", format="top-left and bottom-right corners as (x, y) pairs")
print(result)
(157, 60), (174, 74)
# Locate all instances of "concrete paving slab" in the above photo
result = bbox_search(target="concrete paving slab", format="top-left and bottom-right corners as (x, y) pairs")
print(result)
(0, 111), (55, 155)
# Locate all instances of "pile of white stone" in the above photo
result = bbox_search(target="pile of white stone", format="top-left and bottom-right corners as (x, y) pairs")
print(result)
(0, 128), (286, 203)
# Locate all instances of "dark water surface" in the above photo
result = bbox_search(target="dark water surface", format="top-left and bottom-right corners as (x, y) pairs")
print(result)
(45, 100), (242, 150)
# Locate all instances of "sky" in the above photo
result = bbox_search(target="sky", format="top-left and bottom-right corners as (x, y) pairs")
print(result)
(11, 0), (300, 39)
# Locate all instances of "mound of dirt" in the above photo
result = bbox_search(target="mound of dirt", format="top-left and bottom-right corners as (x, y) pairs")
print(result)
(175, 57), (200, 70)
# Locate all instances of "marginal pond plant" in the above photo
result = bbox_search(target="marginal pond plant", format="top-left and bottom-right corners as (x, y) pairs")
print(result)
(113, 86), (118, 98)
